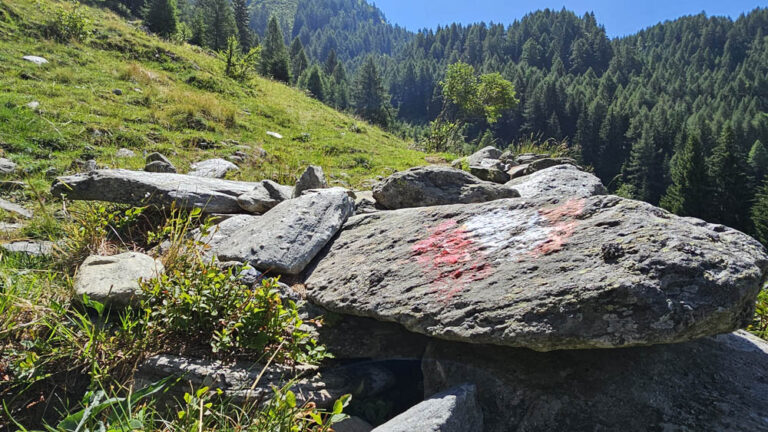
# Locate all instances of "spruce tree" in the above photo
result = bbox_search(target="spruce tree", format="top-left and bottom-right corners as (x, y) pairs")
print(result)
(752, 179), (768, 246)
(304, 65), (325, 101)
(232, 0), (252, 52)
(145, 0), (178, 38)
(200, 0), (236, 51)
(660, 135), (709, 217)
(331, 62), (349, 110)
(353, 56), (390, 127)
(708, 126), (753, 230)
(748, 139), (768, 181)
(289, 37), (309, 83)
(324, 49), (338, 75)
(260, 16), (291, 82)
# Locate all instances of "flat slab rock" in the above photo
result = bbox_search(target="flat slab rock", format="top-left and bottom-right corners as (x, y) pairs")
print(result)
(51, 169), (258, 214)
(189, 158), (239, 178)
(506, 164), (607, 199)
(372, 166), (518, 210)
(372, 384), (483, 432)
(306, 195), (768, 351)
(422, 331), (768, 432)
(0, 240), (55, 256)
(215, 188), (355, 275)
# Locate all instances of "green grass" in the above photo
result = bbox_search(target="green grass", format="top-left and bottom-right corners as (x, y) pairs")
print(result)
(0, 0), (443, 191)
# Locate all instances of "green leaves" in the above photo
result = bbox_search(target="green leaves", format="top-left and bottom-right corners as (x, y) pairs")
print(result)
(440, 62), (518, 124)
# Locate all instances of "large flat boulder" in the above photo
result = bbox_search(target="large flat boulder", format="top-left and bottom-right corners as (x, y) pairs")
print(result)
(74, 252), (164, 306)
(372, 166), (519, 210)
(506, 164), (607, 199)
(305, 195), (767, 351)
(422, 331), (768, 432)
(51, 169), (258, 214)
(215, 188), (355, 275)
(372, 384), (483, 432)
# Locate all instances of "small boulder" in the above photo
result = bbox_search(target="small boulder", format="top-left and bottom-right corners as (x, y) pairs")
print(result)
(266, 131), (283, 139)
(22, 55), (48, 65)
(467, 146), (502, 166)
(74, 252), (164, 306)
(506, 164), (607, 199)
(372, 384), (483, 432)
(145, 152), (176, 173)
(334, 417), (374, 432)
(112, 89), (123, 96)
(116, 148), (136, 158)
(508, 157), (576, 179)
(0, 158), (17, 175)
(469, 158), (510, 183)
(372, 166), (519, 210)
(293, 165), (328, 197)
(237, 180), (293, 214)
(189, 158), (239, 179)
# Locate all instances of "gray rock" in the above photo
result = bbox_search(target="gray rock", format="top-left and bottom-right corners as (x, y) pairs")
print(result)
(467, 146), (502, 166)
(198, 214), (260, 259)
(266, 131), (283, 139)
(22, 55), (48, 65)
(116, 148), (135, 158)
(215, 188), (355, 275)
(0, 240), (54, 257)
(372, 166), (519, 210)
(506, 164), (607, 199)
(334, 417), (374, 432)
(144, 161), (176, 173)
(305, 195), (768, 351)
(236, 180), (293, 214)
(112, 89), (123, 96)
(353, 190), (378, 214)
(508, 158), (576, 180)
(293, 165), (328, 198)
(0, 158), (17, 175)
(26, 101), (40, 110)
(0, 198), (32, 219)
(422, 331), (768, 432)
(189, 158), (239, 179)
(498, 150), (516, 165)
(372, 384), (483, 432)
(0, 222), (23, 232)
(450, 157), (467, 169)
(74, 252), (164, 306)
(469, 158), (510, 183)
(51, 169), (259, 214)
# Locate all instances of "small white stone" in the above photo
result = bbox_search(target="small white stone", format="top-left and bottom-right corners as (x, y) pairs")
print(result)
(22, 55), (48, 65)
(266, 131), (283, 139)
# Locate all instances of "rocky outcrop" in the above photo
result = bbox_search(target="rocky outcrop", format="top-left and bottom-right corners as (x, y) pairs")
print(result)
(236, 180), (293, 214)
(506, 164), (607, 199)
(214, 188), (355, 275)
(293, 165), (328, 197)
(74, 252), (164, 306)
(372, 384), (483, 432)
(0, 240), (54, 257)
(0, 198), (32, 219)
(189, 158), (239, 178)
(372, 166), (518, 210)
(422, 331), (768, 432)
(51, 169), (258, 214)
(305, 195), (767, 351)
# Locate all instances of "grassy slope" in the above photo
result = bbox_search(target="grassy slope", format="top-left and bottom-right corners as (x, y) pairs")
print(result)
(0, 0), (440, 191)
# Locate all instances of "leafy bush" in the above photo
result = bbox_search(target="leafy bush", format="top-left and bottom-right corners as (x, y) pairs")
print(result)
(44, 1), (92, 42)
(220, 36), (262, 82)
(749, 289), (768, 339)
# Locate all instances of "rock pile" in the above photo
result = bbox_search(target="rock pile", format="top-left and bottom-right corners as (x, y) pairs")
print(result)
(44, 155), (768, 430)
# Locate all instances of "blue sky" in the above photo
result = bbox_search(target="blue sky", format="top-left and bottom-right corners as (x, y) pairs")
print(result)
(371, 0), (766, 38)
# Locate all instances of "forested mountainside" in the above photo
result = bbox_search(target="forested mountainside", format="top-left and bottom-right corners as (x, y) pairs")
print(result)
(242, 2), (768, 242)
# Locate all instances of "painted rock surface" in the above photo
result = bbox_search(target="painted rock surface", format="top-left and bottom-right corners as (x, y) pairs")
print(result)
(305, 195), (768, 351)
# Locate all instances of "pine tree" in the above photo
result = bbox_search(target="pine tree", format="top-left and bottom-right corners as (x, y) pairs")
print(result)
(353, 56), (390, 127)
(200, 0), (236, 51)
(324, 49), (338, 75)
(232, 0), (252, 52)
(752, 179), (768, 246)
(331, 62), (349, 110)
(708, 126), (753, 230)
(748, 139), (768, 181)
(145, 0), (178, 38)
(660, 135), (710, 217)
(260, 16), (291, 82)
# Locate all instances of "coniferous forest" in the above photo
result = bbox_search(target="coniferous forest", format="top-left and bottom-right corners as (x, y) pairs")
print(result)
(115, 0), (768, 243)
